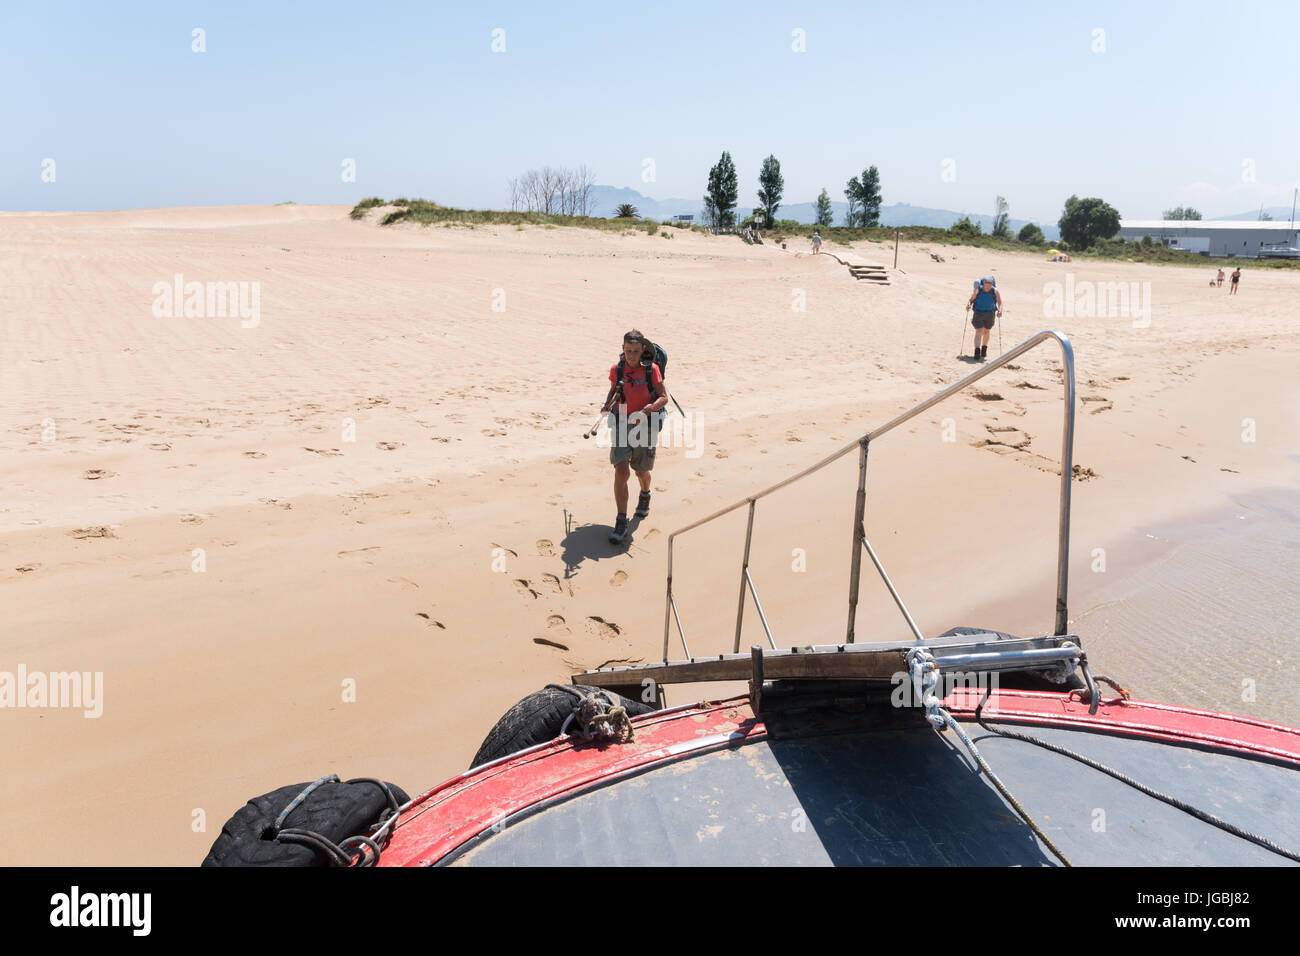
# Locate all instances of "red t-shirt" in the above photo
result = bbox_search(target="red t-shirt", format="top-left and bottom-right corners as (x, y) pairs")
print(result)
(609, 362), (662, 414)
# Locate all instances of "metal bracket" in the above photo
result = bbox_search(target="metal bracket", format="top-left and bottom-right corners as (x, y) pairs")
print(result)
(749, 646), (764, 715)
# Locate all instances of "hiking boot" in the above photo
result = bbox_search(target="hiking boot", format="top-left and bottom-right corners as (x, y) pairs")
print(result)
(609, 514), (629, 544)
(635, 491), (651, 518)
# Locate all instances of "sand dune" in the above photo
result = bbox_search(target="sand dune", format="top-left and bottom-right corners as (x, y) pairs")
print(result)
(2, 204), (1297, 864)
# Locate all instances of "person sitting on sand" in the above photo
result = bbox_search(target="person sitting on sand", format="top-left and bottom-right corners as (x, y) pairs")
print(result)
(1217, 268), (1226, 287)
(811, 231), (822, 254)
(965, 277), (1002, 362)
(1230, 267), (1241, 295)
(600, 330), (669, 542)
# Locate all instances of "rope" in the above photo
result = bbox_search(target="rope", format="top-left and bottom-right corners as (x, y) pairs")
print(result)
(271, 775), (404, 867)
(973, 689), (1300, 864)
(551, 685), (635, 745)
(907, 648), (1073, 866)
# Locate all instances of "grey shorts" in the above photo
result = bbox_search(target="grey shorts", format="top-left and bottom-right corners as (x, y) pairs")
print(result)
(971, 312), (996, 329)
(611, 444), (656, 472)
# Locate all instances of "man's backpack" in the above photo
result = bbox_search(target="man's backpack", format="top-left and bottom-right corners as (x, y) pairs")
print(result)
(616, 340), (667, 401)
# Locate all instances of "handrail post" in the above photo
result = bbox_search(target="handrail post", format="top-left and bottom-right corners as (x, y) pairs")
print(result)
(733, 500), (757, 653)
(1054, 336), (1076, 635)
(663, 538), (675, 662)
(846, 438), (869, 643)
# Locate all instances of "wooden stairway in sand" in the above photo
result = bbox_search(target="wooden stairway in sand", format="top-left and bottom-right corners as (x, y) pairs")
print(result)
(818, 251), (891, 286)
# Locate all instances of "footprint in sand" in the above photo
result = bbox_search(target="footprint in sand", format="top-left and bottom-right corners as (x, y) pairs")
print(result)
(304, 447), (343, 456)
(585, 616), (621, 639)
(610, 570), (628, 587)
(387, 577), (420, 590)
(376, 441), (404, 451)
(540, 573), (570, 595)
(69, 526), (115, 539)
(83, 469), (116, 480)
(337, 546), (382, 558)
(243, 451), (267, 459)
(537, 539), (556, 556)
(547, 614), (568, 630)
(514, 579), (541, 600)
(714, 449), (729, 458)
(415, 612), (446, 629)
(492, 543), (519, 558)
(15, 564), (40, 573)
(972, 391), (1003, 402)
(481, 428), (507, 438)
(149, 443), (172, 452)
(533, 637), (570, 650)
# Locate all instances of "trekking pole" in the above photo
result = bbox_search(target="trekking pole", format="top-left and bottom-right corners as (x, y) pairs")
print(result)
(998, 314), (1003, 356)
(960, 309), (969, 358)
(583, 408), (608, 439)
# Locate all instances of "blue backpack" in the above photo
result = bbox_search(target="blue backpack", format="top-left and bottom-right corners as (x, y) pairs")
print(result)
(973, 276), (997, 312)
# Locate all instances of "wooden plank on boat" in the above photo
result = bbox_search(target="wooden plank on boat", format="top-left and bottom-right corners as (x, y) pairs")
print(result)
(572, 634), (1076, 687)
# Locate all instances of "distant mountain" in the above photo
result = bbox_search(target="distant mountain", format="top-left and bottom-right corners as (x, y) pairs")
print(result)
(587, 185), (703, 221)
(1214, 205), (1298, 223)
(589, 186), (1059, 238)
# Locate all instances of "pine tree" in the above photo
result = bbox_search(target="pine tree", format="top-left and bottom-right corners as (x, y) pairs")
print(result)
(858, 166), (882, 228)
(815, 188), (833, 227)
(705, 152), (739, 228)
(757, 155), (784, 229)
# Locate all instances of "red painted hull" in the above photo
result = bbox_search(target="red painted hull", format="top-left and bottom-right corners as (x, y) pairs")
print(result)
(379, 689), (1300, 866)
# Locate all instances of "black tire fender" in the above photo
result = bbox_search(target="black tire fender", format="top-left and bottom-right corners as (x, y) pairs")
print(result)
(201, 777), (410, 867)
(470, 683), (656, 769)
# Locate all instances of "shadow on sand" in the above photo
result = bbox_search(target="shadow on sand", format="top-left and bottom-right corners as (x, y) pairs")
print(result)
(560, 509), (646, 579)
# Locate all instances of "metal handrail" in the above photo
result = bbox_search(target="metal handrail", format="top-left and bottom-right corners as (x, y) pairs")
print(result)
(662, 330), (1077, 661)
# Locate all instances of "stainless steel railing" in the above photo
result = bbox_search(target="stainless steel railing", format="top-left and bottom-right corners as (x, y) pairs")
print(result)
(662, 330), (1077, 661)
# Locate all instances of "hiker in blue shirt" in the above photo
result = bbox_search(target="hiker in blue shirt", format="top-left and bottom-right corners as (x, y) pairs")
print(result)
(965, 276), (1002, 362)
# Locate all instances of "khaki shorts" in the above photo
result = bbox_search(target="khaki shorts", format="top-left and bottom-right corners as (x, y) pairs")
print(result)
(611, 444), (656, 472)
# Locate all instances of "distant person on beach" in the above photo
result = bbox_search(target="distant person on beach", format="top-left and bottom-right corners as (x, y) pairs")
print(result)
(1217, 268), (1226, 287)
(600, 330), (668, 543)
(811, 231), (821, 254)
(966, 277), (1001, 362)
(1230, 267), (1241, 295)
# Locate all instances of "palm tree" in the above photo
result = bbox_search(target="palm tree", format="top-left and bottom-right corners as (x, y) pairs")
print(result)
(614, 204), (639, 219)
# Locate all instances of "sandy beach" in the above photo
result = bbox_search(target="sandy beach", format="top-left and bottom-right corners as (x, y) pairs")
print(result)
(2, 204), (1297, 865)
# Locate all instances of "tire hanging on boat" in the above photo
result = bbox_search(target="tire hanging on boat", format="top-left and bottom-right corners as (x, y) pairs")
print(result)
(202, 777), (410, 867)
(470, 683), (656, 768)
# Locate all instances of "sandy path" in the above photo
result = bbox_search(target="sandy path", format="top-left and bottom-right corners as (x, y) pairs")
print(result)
(1, 205), (1296, 864)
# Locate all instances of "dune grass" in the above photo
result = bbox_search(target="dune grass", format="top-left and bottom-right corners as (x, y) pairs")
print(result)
(351, 198), (661, 234)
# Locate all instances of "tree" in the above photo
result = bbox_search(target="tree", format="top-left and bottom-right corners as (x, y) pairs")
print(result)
(509, 165), (596, 215)
(845, 167), (882, 227)
(992, 196), (1011, 237)
(1017, 222), (1044, 245)
(1058, 195), (1121, 250)
(814, 188), (834, 227)
(844, 176), (861, 226)
(951, 216), (982, 238)
(704, 151), (739, 229)
(614, 203), (638, 218)
(757, 155), (784, 229)
(858, 166), (882, 228)
(1162, 205), (1202, 220)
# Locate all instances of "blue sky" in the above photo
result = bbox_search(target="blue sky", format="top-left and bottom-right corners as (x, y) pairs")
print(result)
(4, 0), (1297, 222)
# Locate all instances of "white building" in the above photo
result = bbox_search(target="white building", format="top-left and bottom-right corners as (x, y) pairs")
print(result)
(1117, 220), (1300, 258)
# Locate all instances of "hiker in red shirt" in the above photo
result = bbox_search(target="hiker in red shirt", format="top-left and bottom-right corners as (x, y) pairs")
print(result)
(601, 330), (669, 543)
